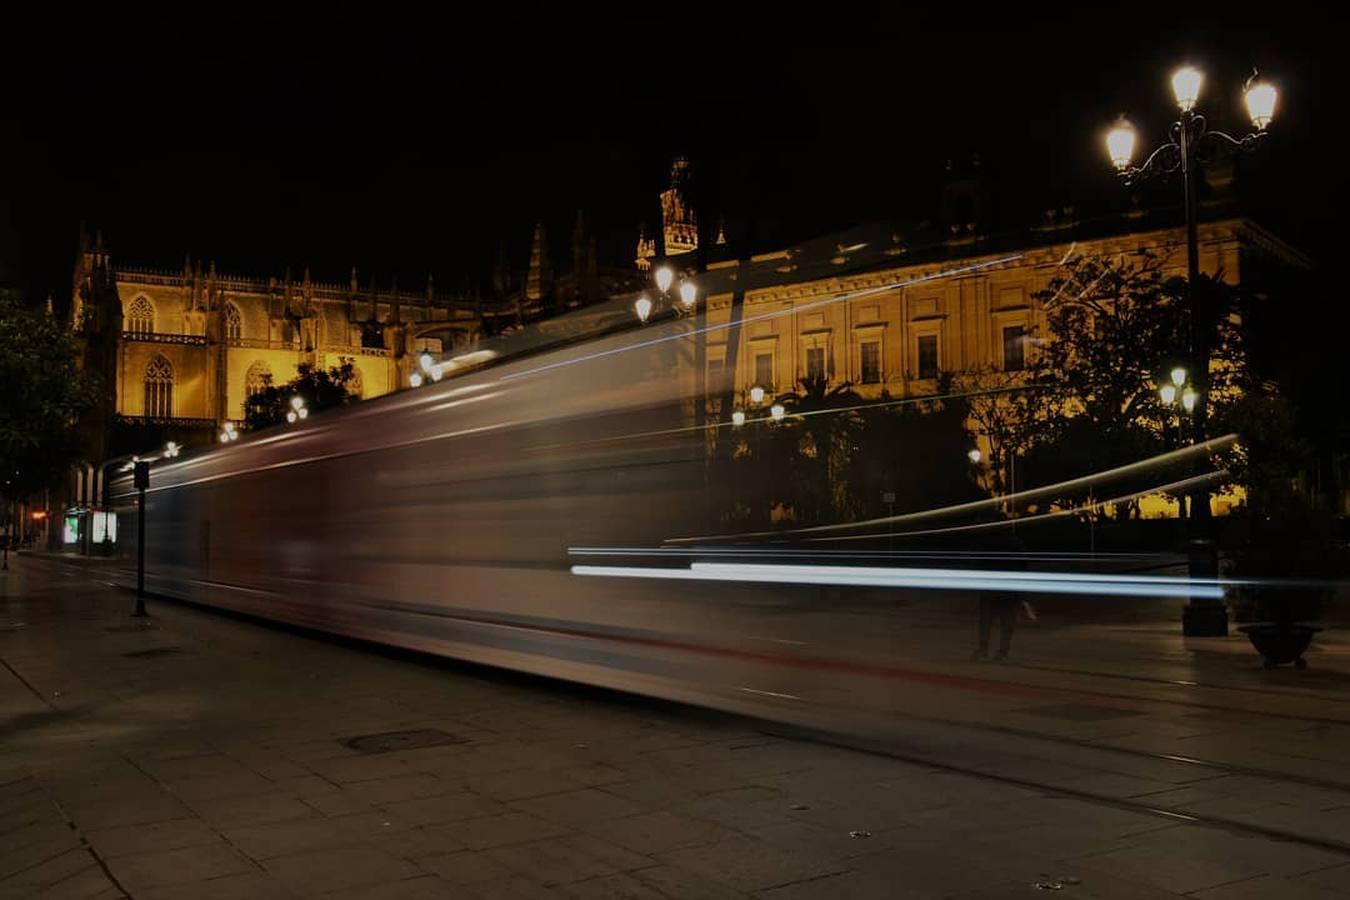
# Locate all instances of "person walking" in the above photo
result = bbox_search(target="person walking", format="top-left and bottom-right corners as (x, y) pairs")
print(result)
(973, 535), (1031, 661)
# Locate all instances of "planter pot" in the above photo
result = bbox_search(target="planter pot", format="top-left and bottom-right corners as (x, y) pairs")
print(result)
(1238, 623), (1322, 669)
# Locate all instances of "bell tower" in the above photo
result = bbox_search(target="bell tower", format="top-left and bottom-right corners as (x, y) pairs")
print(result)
(661, 156), (698, 256)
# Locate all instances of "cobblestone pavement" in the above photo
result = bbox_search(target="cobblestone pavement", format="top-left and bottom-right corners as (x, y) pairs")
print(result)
(3, 555), (1349, 899)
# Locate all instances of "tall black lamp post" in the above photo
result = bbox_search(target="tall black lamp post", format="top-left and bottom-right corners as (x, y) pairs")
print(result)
(1106, 66), (1278, 638)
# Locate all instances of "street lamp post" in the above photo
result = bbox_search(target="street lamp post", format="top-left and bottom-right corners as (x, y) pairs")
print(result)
(1106, 66), (1277, 527)
(1108, 66), (1275, 638)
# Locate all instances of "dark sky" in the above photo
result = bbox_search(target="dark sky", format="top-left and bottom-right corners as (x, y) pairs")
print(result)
(3, 5), (1338, 302)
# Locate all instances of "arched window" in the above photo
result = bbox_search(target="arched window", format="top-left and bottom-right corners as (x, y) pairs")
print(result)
(126, 296), (155, 335)
(144, 355), (174, 418)
(244, 360), (272, 398)
(224, 302), (243, 342)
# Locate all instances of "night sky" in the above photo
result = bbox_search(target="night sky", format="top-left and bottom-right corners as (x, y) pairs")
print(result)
(4, 6), (1339, 303)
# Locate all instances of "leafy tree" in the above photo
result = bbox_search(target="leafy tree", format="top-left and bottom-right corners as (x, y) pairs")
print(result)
(841, 382), (980, 522)
(1020, 252), (1209, 518)
(710, 376), (980, 533)
(242, 358), (361, 430)
(0, 290), (99, 498)
(952, 366), (1051, 498)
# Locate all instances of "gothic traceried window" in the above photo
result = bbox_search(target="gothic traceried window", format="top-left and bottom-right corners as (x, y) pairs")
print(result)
(144, 355), (174, 419)
(126, 296), (155, 335)
(225, 302), (243, 342)
(245, 360), (271, 397)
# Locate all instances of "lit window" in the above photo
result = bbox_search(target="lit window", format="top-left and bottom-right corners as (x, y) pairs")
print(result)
(1003, 325), (1027, 371)
(860, 341), (881, 384)
(918, 335), (939, 379)
(126, 296), (154, 335)
(144, 355), (173, 418)
(754, 353), (774, 390)
(805, 347), (825, 380)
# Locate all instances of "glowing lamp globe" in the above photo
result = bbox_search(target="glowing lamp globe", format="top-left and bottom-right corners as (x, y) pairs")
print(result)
(1245, 81), (1277, 130)
(679, 280), (697, 310)
(770, 403), (786, 422)
(1171, 66), (1203, 112)
(1159, 383), (1177, 406)
(750, 385), (766, 404)
(1106, 118), (1136, 171)
(634, 295), (653, 323)
(654, 265), (674, 294)
(732, 410), (746, 427)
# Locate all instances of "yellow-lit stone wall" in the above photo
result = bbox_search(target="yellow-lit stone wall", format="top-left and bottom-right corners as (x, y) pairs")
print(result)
(112, 276), (409, 424)
(702, 222), (1248, 403)
(697, 219), (1275, 518)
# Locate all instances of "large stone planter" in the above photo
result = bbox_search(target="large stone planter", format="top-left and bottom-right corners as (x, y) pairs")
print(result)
(1238, 623), (1321, 668)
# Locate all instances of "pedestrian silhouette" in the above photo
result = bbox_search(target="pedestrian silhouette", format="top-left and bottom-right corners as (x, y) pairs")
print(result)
(974, 534), (1029, 662)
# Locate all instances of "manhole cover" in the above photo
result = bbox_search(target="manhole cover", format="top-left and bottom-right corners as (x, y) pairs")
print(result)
(341, 728), (468, 754)
(122, 646), (182, 659)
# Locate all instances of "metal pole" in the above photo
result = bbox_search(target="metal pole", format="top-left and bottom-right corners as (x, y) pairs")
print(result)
(1179, 111), (1225, 638)
(134, 486), (147, 617)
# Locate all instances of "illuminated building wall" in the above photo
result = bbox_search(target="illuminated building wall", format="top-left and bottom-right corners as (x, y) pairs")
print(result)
(690, 218), (1305, 519)
(71, 235), (483, 432)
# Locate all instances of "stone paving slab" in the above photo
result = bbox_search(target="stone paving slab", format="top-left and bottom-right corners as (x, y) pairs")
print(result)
(4, 556), (1350, 899)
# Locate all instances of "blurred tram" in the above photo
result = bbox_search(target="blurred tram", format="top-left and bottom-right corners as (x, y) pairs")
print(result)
(108, 295), (1207, 739)
(108, 313), (829, 718)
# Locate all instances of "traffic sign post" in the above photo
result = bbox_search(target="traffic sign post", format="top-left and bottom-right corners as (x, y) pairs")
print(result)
(133, 461), (149, 617)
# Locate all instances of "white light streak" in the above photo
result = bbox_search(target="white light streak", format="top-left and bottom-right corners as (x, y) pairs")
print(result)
(570, 562), (1225, 599)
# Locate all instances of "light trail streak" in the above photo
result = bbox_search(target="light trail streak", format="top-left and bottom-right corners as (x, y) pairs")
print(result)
(522, 382), (1052, 455)
(805, 470), (1226, 543)
(667, 434), (1237, 544)
(570, 562), (1225, 599)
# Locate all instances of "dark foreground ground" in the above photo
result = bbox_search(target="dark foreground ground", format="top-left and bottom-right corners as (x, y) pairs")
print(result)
(3, 554), (1349, 899)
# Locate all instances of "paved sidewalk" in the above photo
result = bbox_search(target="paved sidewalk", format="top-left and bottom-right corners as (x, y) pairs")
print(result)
(3, 556), (1350, 899)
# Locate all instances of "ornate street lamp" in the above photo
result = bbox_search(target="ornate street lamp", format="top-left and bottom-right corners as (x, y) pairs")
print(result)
(1106, 64), (1276, 541)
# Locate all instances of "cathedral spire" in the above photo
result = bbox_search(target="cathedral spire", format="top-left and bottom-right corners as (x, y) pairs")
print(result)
(525, 222), (552, 303)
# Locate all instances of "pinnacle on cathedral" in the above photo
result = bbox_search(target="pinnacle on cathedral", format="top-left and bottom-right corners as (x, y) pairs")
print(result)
(636, 157), (699, 270)
(525, 223), (553, 302)
(660, 156), (698, 256)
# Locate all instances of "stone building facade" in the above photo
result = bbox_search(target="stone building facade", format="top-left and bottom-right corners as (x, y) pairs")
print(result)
(70, 233), (483, 459)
